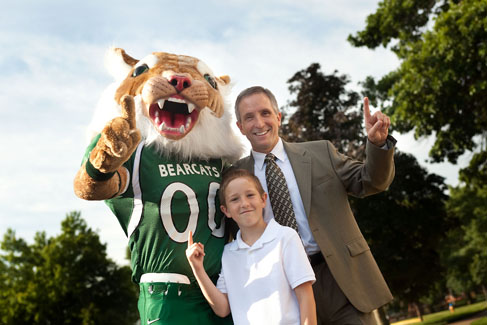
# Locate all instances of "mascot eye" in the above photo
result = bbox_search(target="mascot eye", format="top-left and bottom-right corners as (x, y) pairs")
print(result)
(204, 74), (217, 89)
(132, 64), (149, 77)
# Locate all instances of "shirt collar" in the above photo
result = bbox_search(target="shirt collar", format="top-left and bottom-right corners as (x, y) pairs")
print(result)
(231, 219), (280, 251)
(252, 138), (287, 172)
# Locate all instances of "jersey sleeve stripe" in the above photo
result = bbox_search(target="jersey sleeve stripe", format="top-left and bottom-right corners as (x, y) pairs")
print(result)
(127, 141), (145, 239)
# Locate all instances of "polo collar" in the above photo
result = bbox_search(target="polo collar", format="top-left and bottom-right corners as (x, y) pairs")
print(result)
(231, 219), (280, 251)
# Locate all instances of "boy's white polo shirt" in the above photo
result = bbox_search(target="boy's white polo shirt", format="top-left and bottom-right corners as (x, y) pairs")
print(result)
(216, 219), (315, 325)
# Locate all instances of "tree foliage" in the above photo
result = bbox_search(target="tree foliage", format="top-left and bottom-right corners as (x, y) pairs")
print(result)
(350, 0), (487, 302)
(0, 211), (138, 324)
(443, 151), (487, 293)
(353, 152), (449, 305)
(281, 63), (364, 158)
(348, 0), (453, 55)
(350, 0), (487, 163)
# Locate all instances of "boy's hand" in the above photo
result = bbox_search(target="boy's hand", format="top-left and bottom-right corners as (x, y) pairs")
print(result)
(186, 231), (205, 271)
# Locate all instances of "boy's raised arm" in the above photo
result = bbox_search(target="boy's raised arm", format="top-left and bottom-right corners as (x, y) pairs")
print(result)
(295, 281), (317, 325)
(186, 232), (231, 318)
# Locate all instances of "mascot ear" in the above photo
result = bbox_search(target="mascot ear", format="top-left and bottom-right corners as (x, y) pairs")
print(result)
(104, 47), (139, 81)
(219, 75), (231, 85)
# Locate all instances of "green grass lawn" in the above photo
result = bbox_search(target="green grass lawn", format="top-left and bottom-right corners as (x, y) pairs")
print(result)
(409, 301), (487, 325)
(472, 317), (487, 325)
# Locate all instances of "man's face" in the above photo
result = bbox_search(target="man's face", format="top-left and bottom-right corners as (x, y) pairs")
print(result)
(236, 92), (282, 154)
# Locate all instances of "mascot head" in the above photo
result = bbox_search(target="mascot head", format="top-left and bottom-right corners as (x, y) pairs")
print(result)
(89, 47), (243, 162)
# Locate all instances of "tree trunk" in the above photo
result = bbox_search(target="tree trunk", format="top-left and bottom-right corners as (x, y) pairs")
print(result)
(413, 302), (424, 322)
(372, 307), (390, 325)
(482, 284), (487, 303)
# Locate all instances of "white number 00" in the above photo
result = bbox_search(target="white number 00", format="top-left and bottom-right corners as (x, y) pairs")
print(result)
(160, 182), (224, 243)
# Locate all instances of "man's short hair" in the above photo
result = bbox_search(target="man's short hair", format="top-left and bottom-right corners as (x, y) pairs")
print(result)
(219, 168), (265, 207)
(234, 86), (279, 121)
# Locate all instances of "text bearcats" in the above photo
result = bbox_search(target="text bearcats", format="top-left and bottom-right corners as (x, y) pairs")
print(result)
(159, 163), (221, 178)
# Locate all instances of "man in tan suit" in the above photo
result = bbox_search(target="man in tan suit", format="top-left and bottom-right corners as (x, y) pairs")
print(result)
(233, 86), (395, 324)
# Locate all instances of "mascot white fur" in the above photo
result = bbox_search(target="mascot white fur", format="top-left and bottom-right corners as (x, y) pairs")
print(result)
(74, 48), (242, 324)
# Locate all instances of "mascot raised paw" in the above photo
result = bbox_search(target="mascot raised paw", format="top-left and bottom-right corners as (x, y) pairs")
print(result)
(74, 48), (243, 325)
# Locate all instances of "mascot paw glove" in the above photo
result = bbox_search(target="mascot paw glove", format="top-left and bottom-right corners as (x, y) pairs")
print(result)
(89, 95), (141, 175)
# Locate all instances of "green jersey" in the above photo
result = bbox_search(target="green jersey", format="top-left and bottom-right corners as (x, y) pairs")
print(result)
(83, 135), (227, 283)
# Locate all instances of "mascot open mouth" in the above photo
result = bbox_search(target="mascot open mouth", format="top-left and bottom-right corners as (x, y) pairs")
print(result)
(148, 95), (199, 139)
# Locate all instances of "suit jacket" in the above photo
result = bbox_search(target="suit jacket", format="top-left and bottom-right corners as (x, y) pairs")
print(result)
(234, 138), (395, 313)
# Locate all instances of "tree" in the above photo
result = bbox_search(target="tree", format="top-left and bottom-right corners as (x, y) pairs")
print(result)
(0, 211), (138, 324)
(349, 0), (487, 164)
(350, 0), (487, 307)
(444, 151), (487, 300)
(352, 152), (450, 320)
(281, 63), (450, 320)
(281, 63), (364, 158)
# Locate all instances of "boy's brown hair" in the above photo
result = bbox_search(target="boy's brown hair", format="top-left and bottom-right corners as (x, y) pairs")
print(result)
(219, 168), (265, 207)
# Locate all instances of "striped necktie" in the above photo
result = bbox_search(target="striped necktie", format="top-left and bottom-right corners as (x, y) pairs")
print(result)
(265, 153), (298, 232)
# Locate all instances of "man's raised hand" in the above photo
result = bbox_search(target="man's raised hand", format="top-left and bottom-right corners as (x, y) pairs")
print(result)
(363, 97), (390, 147)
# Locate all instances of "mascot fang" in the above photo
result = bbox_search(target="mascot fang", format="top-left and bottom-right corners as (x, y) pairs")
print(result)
(74, 48), (242, 325)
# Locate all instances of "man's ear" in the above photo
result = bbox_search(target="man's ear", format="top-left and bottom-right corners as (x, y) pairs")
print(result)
(236, 121), (244, 135)
(220, 205), (230, 218)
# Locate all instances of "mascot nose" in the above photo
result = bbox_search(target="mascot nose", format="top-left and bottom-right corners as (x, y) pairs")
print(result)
(168, 75), (192, 92)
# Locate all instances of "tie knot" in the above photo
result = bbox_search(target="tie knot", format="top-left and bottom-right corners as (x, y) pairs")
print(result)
(265, 153), (276, 163)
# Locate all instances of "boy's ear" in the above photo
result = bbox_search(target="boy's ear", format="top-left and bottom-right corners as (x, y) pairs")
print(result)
(262, 192), (268, 205)
(220, 205), (231, 218)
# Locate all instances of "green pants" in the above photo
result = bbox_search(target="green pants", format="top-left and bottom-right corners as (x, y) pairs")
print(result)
(138, 282), (233, 325)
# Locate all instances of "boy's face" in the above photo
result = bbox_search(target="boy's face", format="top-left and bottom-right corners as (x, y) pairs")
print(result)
(221, 177), (267, 229)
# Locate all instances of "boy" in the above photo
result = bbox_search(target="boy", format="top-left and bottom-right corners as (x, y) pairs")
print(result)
(186, 168), (317, 324)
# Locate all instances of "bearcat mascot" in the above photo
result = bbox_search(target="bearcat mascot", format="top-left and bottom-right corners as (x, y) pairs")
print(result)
(74, 48), (243, 324)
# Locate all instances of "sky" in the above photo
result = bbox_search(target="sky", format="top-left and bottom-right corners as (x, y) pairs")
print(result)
(0, 0), (471, 265)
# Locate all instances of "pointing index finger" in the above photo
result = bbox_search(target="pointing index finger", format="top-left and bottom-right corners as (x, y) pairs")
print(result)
(188, 231), (194, 248)
(120, 95), (136, 129)
(363, 97), (371, 122)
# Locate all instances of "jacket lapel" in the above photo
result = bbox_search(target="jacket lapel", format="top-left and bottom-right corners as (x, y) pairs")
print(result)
(283, 141), (312, 219)
(240, 154), (255, 173)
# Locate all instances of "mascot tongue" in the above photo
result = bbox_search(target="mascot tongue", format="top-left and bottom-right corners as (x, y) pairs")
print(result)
(149, 95), (199, 137)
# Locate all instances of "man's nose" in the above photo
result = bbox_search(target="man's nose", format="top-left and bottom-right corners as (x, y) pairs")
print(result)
(254, 115), (265, 128)
(168, 74), (192, 92)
